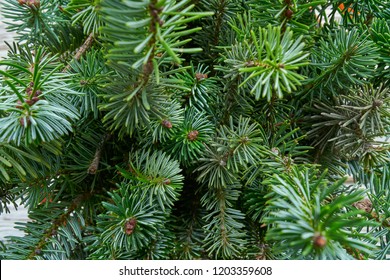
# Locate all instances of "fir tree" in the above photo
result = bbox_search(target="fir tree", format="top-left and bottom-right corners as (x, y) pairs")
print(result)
(0, 0), (389, 260)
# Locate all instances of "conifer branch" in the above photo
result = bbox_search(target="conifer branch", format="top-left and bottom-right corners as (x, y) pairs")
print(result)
(1, 0), (389, 261)
(26, 192), (93, 260)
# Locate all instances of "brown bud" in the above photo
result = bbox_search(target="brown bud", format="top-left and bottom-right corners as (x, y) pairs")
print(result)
(163, 178), (171, 185)
(150, 8), (159, 17)
(313, 233), (327, 248)
(285, 9), (293, 19)
(27, 0), (40, 8)
(19, 116), (31, 127)
(373, 99), (383, 108)
(124, 218), (137, 235)
(195, 73), (208, 81)
(32, 96), (40, 103)
(26, 87), (33, 95)
(161, 119), (172, 129)
(353, 198), (372, 213)
(25, 99), (35, 106)
(16, 100), (24, 109)
(34, 89), (42, 97)
(240, 136), (249, 144)
(18, 0), (27, 5)
(187, 130), (199, 141)
(245, 61), (257, 67)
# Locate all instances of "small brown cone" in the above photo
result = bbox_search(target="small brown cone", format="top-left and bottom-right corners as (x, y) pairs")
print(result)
(313, 233), (327, 248)
(187, 130), (199, 141)
(124, 218), (137, 235)
(161, 119), (173, 129)
(353, 198), (372, 213)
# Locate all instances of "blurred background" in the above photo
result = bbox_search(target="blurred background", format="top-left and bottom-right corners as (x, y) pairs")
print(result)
(0, 0), (29, 241)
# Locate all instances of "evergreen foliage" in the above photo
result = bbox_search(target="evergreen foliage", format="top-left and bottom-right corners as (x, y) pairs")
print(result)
(0, 0), (389, 260)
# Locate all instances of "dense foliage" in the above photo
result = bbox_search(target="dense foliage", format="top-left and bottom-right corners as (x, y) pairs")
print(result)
(0, 0), (389, 260)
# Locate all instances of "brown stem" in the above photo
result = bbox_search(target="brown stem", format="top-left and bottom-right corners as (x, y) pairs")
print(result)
(27, 192), (93, 259)
(62, 33), (95, 73)
(213, 0), (226, 47)
(88, 133), (111, 174)
(88, 148), (102, 175)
